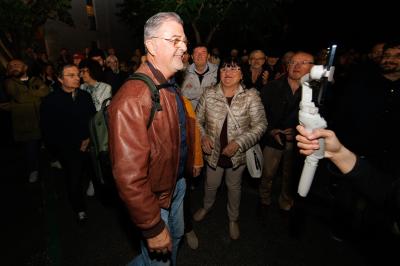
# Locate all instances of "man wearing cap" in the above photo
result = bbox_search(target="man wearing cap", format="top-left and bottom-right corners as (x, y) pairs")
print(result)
(73, 53), (85, 67)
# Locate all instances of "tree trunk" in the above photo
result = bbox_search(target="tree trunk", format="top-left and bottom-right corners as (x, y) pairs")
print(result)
(191, 22), (202, 44)
(205, 25), (219, 45)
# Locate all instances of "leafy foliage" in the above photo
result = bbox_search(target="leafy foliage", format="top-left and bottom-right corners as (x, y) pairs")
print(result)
(117, 0), (294, 49)
(0, 0), (73, 33)
(0, 0), (73, 55)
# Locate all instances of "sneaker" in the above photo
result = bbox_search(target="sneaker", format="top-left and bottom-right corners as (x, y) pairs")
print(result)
(29, 171), (39, 183)
(185, 230), (199, 249)
(229, 221), (240, 240)
(86, 181), (95, 197)
(77, 211), (88, 222)
(50, 160), (62, 169)
(193, 208), (208, 222)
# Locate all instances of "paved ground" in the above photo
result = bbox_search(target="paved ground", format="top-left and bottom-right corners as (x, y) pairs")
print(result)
(2, 138), (396, 266)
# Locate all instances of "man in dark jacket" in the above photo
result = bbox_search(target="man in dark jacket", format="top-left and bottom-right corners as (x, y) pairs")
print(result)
(259, 51), (314, 212)
(40, 64), (96, 222)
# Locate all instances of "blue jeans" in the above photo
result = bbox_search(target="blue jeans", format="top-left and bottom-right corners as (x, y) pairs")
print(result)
(128, 178), (186, 266)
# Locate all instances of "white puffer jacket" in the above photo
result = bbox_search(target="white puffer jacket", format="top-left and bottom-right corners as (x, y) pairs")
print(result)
(196, 83), (267, 168)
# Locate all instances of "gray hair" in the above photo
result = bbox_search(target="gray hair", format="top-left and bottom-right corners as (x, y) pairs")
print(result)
(144, 12), (183, 42)
(106, 55), (119, 64)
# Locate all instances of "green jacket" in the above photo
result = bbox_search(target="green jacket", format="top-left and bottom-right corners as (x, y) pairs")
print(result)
(5, 77), (49, 141)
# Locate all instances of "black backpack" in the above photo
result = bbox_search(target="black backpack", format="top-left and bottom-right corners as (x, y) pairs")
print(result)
(89, 73), (161, 185)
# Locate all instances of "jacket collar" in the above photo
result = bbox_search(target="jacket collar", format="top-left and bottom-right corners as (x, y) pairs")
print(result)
(215, 82), (245, 97)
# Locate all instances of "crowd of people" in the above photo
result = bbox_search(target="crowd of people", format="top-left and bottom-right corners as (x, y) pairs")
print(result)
(0, 11), (399, 266)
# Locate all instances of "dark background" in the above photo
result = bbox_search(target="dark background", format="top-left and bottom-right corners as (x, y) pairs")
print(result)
(204, 0), (398, 58)
(286, 0), (398, 52)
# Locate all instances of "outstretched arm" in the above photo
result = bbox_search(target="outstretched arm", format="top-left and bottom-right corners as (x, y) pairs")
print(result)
(296, 125), (400, 211)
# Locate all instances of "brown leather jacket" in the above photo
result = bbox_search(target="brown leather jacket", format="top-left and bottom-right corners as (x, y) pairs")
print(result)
(108, 63), (196, 238)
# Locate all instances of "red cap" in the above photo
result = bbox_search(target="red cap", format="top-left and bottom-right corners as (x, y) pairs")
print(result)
(73, 53), (84, 60)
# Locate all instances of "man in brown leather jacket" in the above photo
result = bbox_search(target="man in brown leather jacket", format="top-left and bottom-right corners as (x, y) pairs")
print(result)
(108, 12), (192, 265)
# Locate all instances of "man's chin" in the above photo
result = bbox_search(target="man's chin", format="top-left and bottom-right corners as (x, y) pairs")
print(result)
(381, 68), (395, 74)
(11, 72), (23, 78)
(174, 63), (184, 71)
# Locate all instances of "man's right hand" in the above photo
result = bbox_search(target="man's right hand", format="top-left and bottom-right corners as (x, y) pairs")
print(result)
(147, 227), (172, 254)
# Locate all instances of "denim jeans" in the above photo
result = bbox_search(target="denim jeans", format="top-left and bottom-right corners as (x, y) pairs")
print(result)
(128, 177), (186, 266)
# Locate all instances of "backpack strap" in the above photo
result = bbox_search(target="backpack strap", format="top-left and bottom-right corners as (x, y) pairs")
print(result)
(101, 97), (112, 127)
(126, 73), (161, 129)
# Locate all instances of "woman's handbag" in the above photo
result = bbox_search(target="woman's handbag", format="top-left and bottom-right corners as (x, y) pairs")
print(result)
(225, 103), (263, 178)
(245, 143), (263, 178)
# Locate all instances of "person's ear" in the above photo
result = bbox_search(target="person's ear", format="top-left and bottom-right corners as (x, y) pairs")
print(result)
(145, 39), (156, 56)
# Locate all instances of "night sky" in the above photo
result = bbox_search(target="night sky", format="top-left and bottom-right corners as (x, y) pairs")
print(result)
(286, 0), (398, 52)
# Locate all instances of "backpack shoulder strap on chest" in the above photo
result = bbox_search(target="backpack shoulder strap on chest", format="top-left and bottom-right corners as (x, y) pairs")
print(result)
(126, 73), (162, 128)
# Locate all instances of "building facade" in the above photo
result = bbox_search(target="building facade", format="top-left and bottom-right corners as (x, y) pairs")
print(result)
(44, 0), (135, 61)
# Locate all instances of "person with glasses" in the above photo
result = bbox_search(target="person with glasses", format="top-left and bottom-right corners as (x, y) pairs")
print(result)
(108, 12), (201, 266)
(258, 51), (314, 216)
(325, 40), (400, 244)
(79, 59), (112, 197)
(242, 49), (270, 90)
(104, 55), (129, 95)
(79, 59), (112, 112)
(193, 58), (267, 240)
(40, 64), (96, 222)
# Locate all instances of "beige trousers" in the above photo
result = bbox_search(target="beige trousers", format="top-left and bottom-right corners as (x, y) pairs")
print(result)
(203, 164), (246, 221)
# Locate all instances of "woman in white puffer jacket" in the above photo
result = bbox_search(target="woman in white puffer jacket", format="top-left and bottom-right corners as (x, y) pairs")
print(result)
(193, 58), (267, 240)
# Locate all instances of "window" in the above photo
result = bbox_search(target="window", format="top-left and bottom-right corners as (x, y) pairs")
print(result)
(85, 0), (97, 31)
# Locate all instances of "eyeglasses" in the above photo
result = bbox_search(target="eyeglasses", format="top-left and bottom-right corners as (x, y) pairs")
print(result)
(382, 53), (400, 59)
(251, 57), (265, 61)
(288, 60), (314, 66)
(220, 66), (241, 72)
(151, 36), (188, 47)
(63, 73), (80, 78)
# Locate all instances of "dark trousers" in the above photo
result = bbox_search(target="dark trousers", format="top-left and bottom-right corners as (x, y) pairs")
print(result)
(25, 139), (40, 173)
(59, 149), (90, 213)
